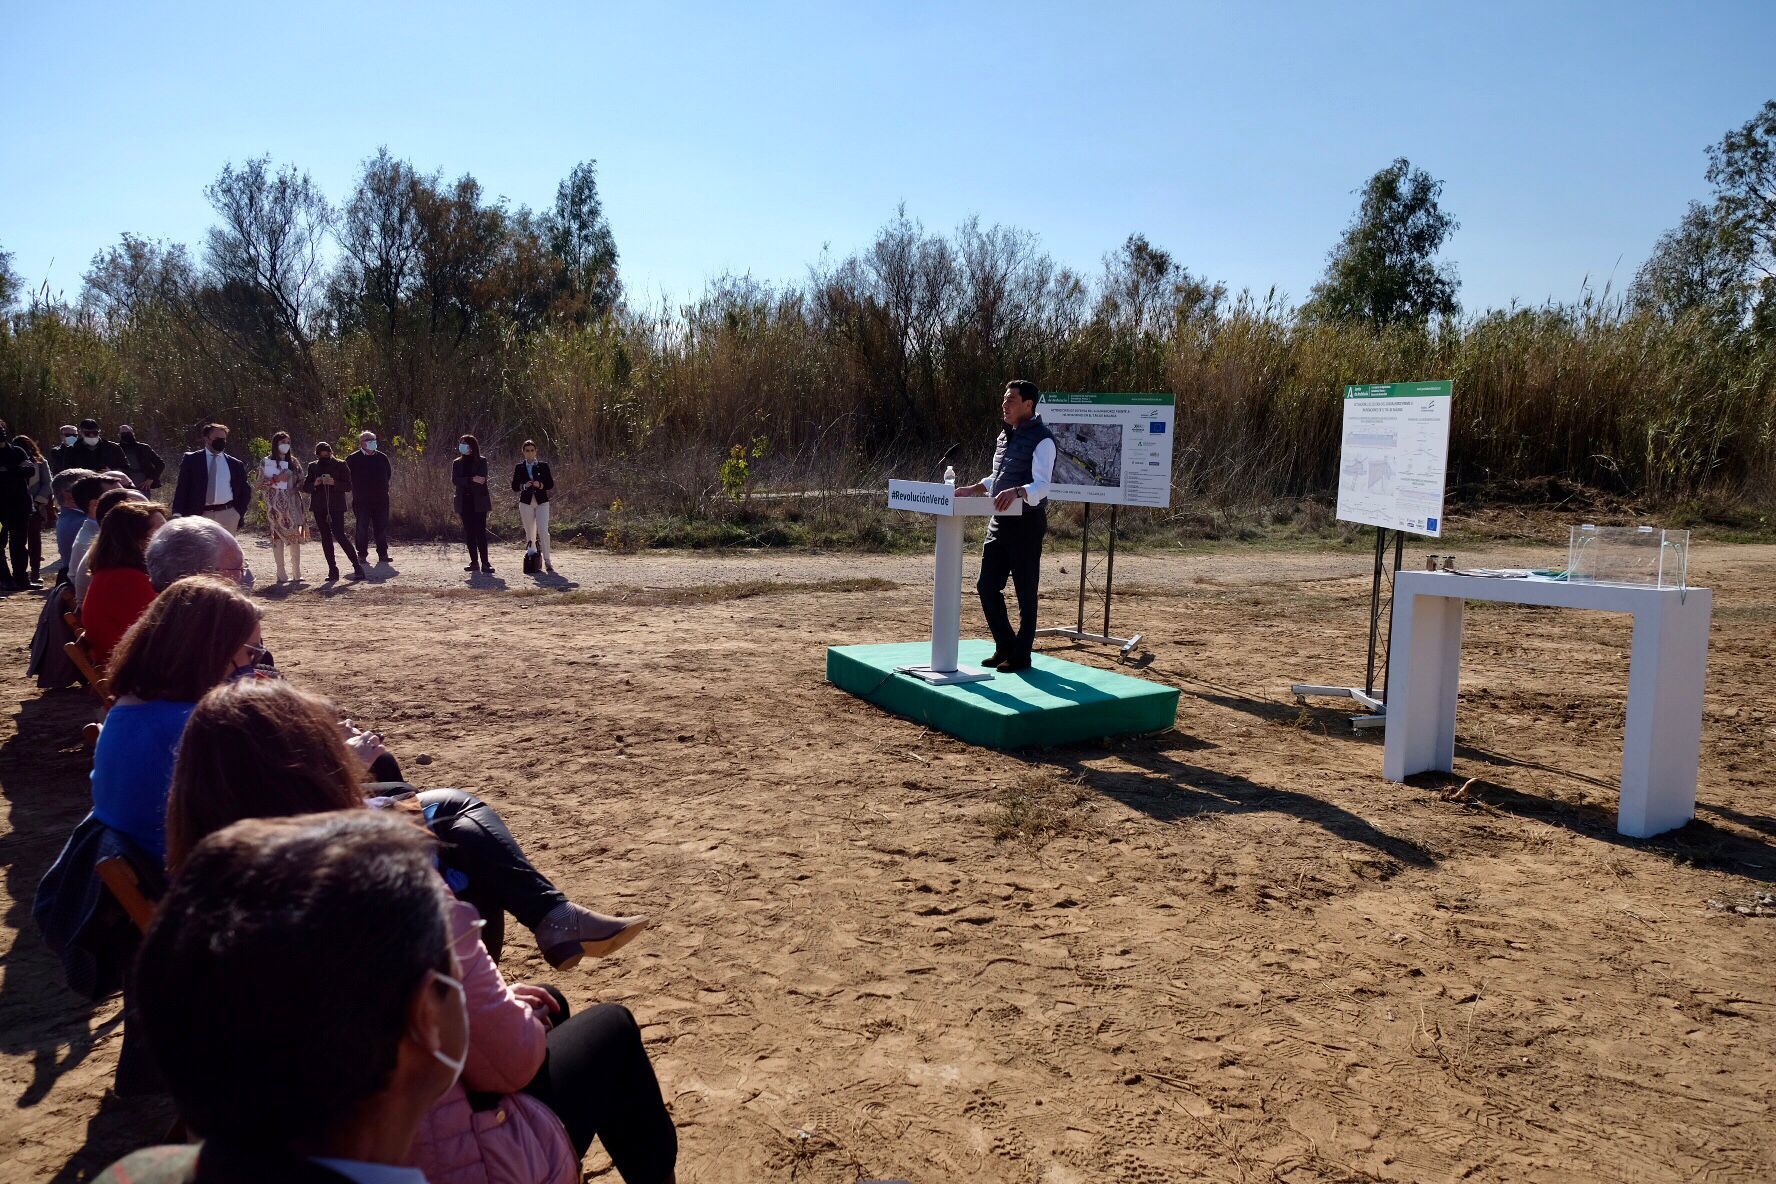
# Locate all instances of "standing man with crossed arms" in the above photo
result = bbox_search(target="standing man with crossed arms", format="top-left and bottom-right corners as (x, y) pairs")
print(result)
(954, 379), (1055, 674)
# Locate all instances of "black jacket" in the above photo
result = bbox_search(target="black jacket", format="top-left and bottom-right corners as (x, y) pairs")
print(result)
(0, 441), (33, 517)
(345, 448), (392, 507)
(302, 456), (353, 516)
(453, 455), (492, 515)
(511, 460), (555, 505)
(49, 437), (129, 475)
(117, 437), (166, 488)
(171, 449), (252, 518)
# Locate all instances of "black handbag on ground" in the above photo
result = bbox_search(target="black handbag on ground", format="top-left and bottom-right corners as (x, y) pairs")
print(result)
(522, 544), (541, 575)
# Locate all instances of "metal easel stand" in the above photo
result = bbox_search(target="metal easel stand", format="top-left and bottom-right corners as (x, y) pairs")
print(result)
(1290, 526), (1403, 730)
(1035, 503), (1146, 661)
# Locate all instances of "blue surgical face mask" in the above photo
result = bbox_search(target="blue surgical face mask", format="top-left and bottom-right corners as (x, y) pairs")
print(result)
(63, 435), (77, 448)
(458, 443), (470, 456)
(363, 440), (377, 452)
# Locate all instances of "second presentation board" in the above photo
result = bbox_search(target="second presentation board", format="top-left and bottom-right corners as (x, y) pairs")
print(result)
(1039, 392), (1176, 508)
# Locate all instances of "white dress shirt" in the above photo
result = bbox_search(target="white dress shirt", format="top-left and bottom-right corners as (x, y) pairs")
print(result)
(979, 437), (1056, 507)
(207, 450), (232, 506)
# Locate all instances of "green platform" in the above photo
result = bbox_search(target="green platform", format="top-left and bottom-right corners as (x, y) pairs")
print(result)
(826, 639), (1180, 749)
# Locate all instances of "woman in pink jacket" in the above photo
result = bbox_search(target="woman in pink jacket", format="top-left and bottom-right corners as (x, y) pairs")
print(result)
(165, 678), (680, 1184)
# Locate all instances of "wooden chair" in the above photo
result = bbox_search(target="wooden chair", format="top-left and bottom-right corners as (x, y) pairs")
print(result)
(95, 856), (157, 933)
(63, 634), (114, 707)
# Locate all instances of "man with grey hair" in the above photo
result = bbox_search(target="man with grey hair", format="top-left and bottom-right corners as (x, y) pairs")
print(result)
(145, 516), (249, 592)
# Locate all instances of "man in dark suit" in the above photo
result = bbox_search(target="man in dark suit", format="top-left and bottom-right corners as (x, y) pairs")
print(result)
(116, 424), (166, 490)
(303, 441), (367, 581)
(93, 813), (464, 1184)
(170, 422), (251, 533)
(345, 430), (393, 564)
(49, 418), (128, 475)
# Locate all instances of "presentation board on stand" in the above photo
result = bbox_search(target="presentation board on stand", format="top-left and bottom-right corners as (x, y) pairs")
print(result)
(1334, 381), (1453, 536)
(1035, 393), (1175, 657)
(1040, 392), (1176, 507)
(1293, 379), (1454, 727)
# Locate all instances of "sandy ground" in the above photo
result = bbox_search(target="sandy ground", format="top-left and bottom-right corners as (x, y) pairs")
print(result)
(2, 530), (1774, 1183)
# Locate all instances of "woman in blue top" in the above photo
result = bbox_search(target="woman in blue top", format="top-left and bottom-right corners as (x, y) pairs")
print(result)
(91, 576), (263, 860)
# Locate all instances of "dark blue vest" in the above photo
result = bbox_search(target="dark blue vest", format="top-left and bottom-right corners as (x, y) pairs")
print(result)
(991, 415), (1054, 490)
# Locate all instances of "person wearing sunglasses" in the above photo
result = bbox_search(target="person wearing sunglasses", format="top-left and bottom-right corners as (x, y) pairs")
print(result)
(164, 680), (678, 1184)
(95, 811), (466, 1184)
(88, 576), (263, 861)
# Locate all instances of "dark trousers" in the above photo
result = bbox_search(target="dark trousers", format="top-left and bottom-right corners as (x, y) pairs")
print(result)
(461, 511), (490, 567)
(417, 787), (567, 961)
(522, 999), (677, 1183)
(976, 504), (1047, 659)
(355, 500), (390, 561)
(313, 505), (363, 575)
(25, 509), (42, 580)
(0, 511), (28, 586)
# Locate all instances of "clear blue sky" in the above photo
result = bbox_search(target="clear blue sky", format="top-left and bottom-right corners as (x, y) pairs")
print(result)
(4, 1), (1772, 313)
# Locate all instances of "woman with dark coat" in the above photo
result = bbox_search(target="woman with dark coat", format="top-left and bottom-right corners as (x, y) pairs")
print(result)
(510, 439), (556, 574)
(452, 434), (494, 574)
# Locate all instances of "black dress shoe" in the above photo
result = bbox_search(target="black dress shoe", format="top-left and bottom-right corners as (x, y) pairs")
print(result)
(465, 563), (478, 572)
(980, 652), (1006, 668)
(482, 563), (495, 574)
(998, 653), (1033, 673)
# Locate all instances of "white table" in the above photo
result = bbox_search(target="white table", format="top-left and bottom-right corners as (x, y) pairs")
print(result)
(1383, 571), (1712, 838)
(886, 480), (1020, 684)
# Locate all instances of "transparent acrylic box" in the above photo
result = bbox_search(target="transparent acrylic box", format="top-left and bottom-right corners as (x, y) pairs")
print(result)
(1568, 525), (1690, 590)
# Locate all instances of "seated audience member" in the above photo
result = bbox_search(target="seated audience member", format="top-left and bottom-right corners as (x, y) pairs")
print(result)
(80, 500), (169, 664)
(144, 515), (246, 591)
(90, 576), (263, 860)
(66, 473), (124, 581)
(49, 467), (97, 568)
(93, 564), (641, 968)
(73, 485), (151, 605)
(165, 680), (678, 1184)
(95, 812), (463, 1184)
(178, 675), (646, 968)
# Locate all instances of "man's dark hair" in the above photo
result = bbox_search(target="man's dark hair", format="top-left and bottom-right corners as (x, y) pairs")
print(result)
(1005, 379), (1040, 406)
(93, 487), (142, 523)
(72, 474), (121, 513)
(133, 811), (448, 1147)
(79, 417), (100, 432)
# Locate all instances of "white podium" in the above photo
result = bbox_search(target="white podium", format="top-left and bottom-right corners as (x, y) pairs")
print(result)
(887, 480), (1021, 684)
(1384, 571), (1712, 838)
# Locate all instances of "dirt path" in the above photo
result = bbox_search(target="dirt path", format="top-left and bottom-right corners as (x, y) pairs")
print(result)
(3, 537), (1773, 1181)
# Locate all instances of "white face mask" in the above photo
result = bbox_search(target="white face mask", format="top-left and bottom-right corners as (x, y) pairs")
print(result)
(277, 443), (291, 455)
(427, 970), (470, 1087)
(63, 435), (77, 448)
(82, 433), (99, 444)
(363, 440), (377, 453)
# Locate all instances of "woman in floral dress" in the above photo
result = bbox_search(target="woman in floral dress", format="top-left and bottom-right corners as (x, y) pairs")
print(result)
(258, 430), (307, 585)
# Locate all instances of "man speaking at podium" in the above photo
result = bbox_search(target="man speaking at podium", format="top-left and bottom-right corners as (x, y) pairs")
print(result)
(955, 379), (1054, 673)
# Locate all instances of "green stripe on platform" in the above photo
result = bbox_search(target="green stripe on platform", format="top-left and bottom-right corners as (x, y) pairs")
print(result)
(826, 640), (1179, 749)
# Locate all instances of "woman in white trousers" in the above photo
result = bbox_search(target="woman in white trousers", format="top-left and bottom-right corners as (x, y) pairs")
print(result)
(510, 439), (556, 574)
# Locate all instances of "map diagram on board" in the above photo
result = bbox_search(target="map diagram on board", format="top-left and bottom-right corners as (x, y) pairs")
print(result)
(1333, 381), (1452, 537)
(1037, 393), (1175, 507)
